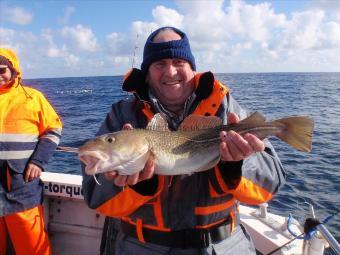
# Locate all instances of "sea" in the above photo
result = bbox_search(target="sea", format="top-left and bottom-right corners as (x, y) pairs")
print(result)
(25, 72), (340, 248)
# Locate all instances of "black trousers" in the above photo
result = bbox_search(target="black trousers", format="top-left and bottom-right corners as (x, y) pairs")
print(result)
(100, 217), (121, 255)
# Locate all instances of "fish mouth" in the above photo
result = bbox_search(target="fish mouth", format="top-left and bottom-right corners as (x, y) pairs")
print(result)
(78, 151), (109, 175)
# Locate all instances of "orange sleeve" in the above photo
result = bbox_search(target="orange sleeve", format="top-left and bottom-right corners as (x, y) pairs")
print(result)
(95, 176), (164, 218)
(211, 160), (274, 204)
(231, 177), (273, 205)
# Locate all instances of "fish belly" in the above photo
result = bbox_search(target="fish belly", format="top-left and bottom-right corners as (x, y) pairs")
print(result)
(153, 147), (220, 175)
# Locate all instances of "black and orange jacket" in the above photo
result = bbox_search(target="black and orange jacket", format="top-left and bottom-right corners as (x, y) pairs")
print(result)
(82, 69), (286, 232)
(0, 48), (62, 216)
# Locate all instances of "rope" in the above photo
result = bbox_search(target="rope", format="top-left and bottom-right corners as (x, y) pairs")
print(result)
(266, 232), (304, 255)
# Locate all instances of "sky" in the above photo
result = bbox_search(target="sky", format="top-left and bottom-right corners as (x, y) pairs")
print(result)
(1, 0), (340, 79)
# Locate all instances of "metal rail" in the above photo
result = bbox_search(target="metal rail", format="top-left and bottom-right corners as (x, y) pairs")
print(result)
(316, 224), (340, 255)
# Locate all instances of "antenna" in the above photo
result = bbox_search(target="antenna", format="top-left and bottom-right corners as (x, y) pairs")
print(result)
(131, 33), (140, 68)
(124, 33), (140, 100)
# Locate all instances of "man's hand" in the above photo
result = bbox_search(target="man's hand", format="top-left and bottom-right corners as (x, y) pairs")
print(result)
(219, 112), (265, 162)
(25, 163), (42, 182)
(104, 123), (155, 187)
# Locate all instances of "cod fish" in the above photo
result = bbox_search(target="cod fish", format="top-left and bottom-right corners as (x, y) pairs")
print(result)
(78, 112), (314, 176)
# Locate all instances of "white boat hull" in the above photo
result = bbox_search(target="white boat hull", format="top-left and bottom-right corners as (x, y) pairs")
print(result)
(41, 172), (313, 255)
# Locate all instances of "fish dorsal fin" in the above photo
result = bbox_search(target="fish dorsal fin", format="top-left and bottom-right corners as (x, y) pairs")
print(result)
(178, 114), (222, 131)
(146, 113), (171, 131)
(239, 111), (266, 124)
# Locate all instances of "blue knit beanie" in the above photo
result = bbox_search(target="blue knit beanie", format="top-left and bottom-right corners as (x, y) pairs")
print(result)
(141, 27), (196, 74)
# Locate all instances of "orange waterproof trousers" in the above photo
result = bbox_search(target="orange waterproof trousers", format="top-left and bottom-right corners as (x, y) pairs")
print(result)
(0, 205), (51, 255)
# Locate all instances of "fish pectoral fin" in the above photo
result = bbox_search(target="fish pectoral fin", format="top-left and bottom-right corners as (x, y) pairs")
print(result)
(178, 115), (222, 131)
(146, 113), (171, 131)
(118, 151), (151, 175)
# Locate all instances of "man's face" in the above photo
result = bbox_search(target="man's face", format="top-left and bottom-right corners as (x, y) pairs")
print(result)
(146, 58), (195, 112)
(0, 65), (12, 88)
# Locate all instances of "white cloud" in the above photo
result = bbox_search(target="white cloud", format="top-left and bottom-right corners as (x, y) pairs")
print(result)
(0, 27), (16, 46)
(59, 6), (75, 25)
(87, 59), (105, 67)
(1, 0), (340, 78)
(164, 0), (287, 71)
(64, 54), (79, 66)
(273, 10), (325, 50)
(309, 0), (340, 11)
(152, 5), (184, 27)
(177, 0), (228, 45)
(41, 29), (62, 57)
(1, 4), (33, 25)
(319, 21), (340, 48)
(230, 1), (286, 42)
(112, 56), (130, 65)
(268, 9), (340, 54)
(106, 32), (132, 55)
(110, 0), (340, 73)
(61, 25), (99, 52)
(0, 27), (37, 53)
(0, 26), (83, 74)
(46, 47), (60, 58)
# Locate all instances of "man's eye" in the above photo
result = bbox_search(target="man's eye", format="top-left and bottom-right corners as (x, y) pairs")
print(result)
(154, 62), (165, 68)
(174, 60), (185, 66)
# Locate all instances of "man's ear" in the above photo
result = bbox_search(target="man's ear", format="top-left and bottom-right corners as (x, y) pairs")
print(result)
(122, 68), (149, 100)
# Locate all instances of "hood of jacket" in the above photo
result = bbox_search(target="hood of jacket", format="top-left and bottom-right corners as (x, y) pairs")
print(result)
(0, 48), (22, 88)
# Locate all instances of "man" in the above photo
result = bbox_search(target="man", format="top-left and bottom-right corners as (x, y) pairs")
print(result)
(82, 27), (286, 255)
(0, 48), (63, 255)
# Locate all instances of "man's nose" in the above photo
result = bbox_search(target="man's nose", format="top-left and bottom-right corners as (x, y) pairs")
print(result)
(164, 64), (177, 76)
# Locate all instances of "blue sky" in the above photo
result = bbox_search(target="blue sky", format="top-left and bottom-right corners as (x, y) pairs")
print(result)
(1, 0), (340, 78)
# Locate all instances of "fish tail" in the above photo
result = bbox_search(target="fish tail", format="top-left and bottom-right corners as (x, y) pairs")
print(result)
(275, 116), (314, 152)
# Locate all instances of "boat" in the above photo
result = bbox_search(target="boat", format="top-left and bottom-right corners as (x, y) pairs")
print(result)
(41, 172), (338, 255)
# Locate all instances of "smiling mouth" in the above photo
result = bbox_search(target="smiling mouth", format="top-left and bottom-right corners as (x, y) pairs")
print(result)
(163, 80), (182, 86)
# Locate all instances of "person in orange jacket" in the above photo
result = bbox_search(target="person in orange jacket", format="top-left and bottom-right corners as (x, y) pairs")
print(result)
(82, 27), (286, 255)
(0, 48), (63, 255)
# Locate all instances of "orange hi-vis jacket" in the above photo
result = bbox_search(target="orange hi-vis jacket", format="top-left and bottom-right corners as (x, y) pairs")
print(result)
(82, 70), (286, 235)
(0, 48), (62, 216)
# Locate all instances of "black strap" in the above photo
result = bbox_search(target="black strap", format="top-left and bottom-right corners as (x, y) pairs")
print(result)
(0, 161), (10, 192)
(121, 217), (238, 249)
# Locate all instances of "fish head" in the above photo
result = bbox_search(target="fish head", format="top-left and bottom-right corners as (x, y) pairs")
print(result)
(78, 130), (150, 175)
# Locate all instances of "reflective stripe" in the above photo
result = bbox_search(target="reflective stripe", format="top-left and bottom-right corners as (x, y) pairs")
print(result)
(40, 128), (62, 144)
(136, 219), (146, 243)
(0, 150), (34, 159)
(0, 134), (38, 142)
(0, 141), (37, 151)
(40, 134), (60, 144)
(195, 198), (236, 215)
(49, 128), (62, 136)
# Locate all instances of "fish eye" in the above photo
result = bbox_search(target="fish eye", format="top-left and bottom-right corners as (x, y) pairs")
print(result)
(106, 137), (114, 143)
